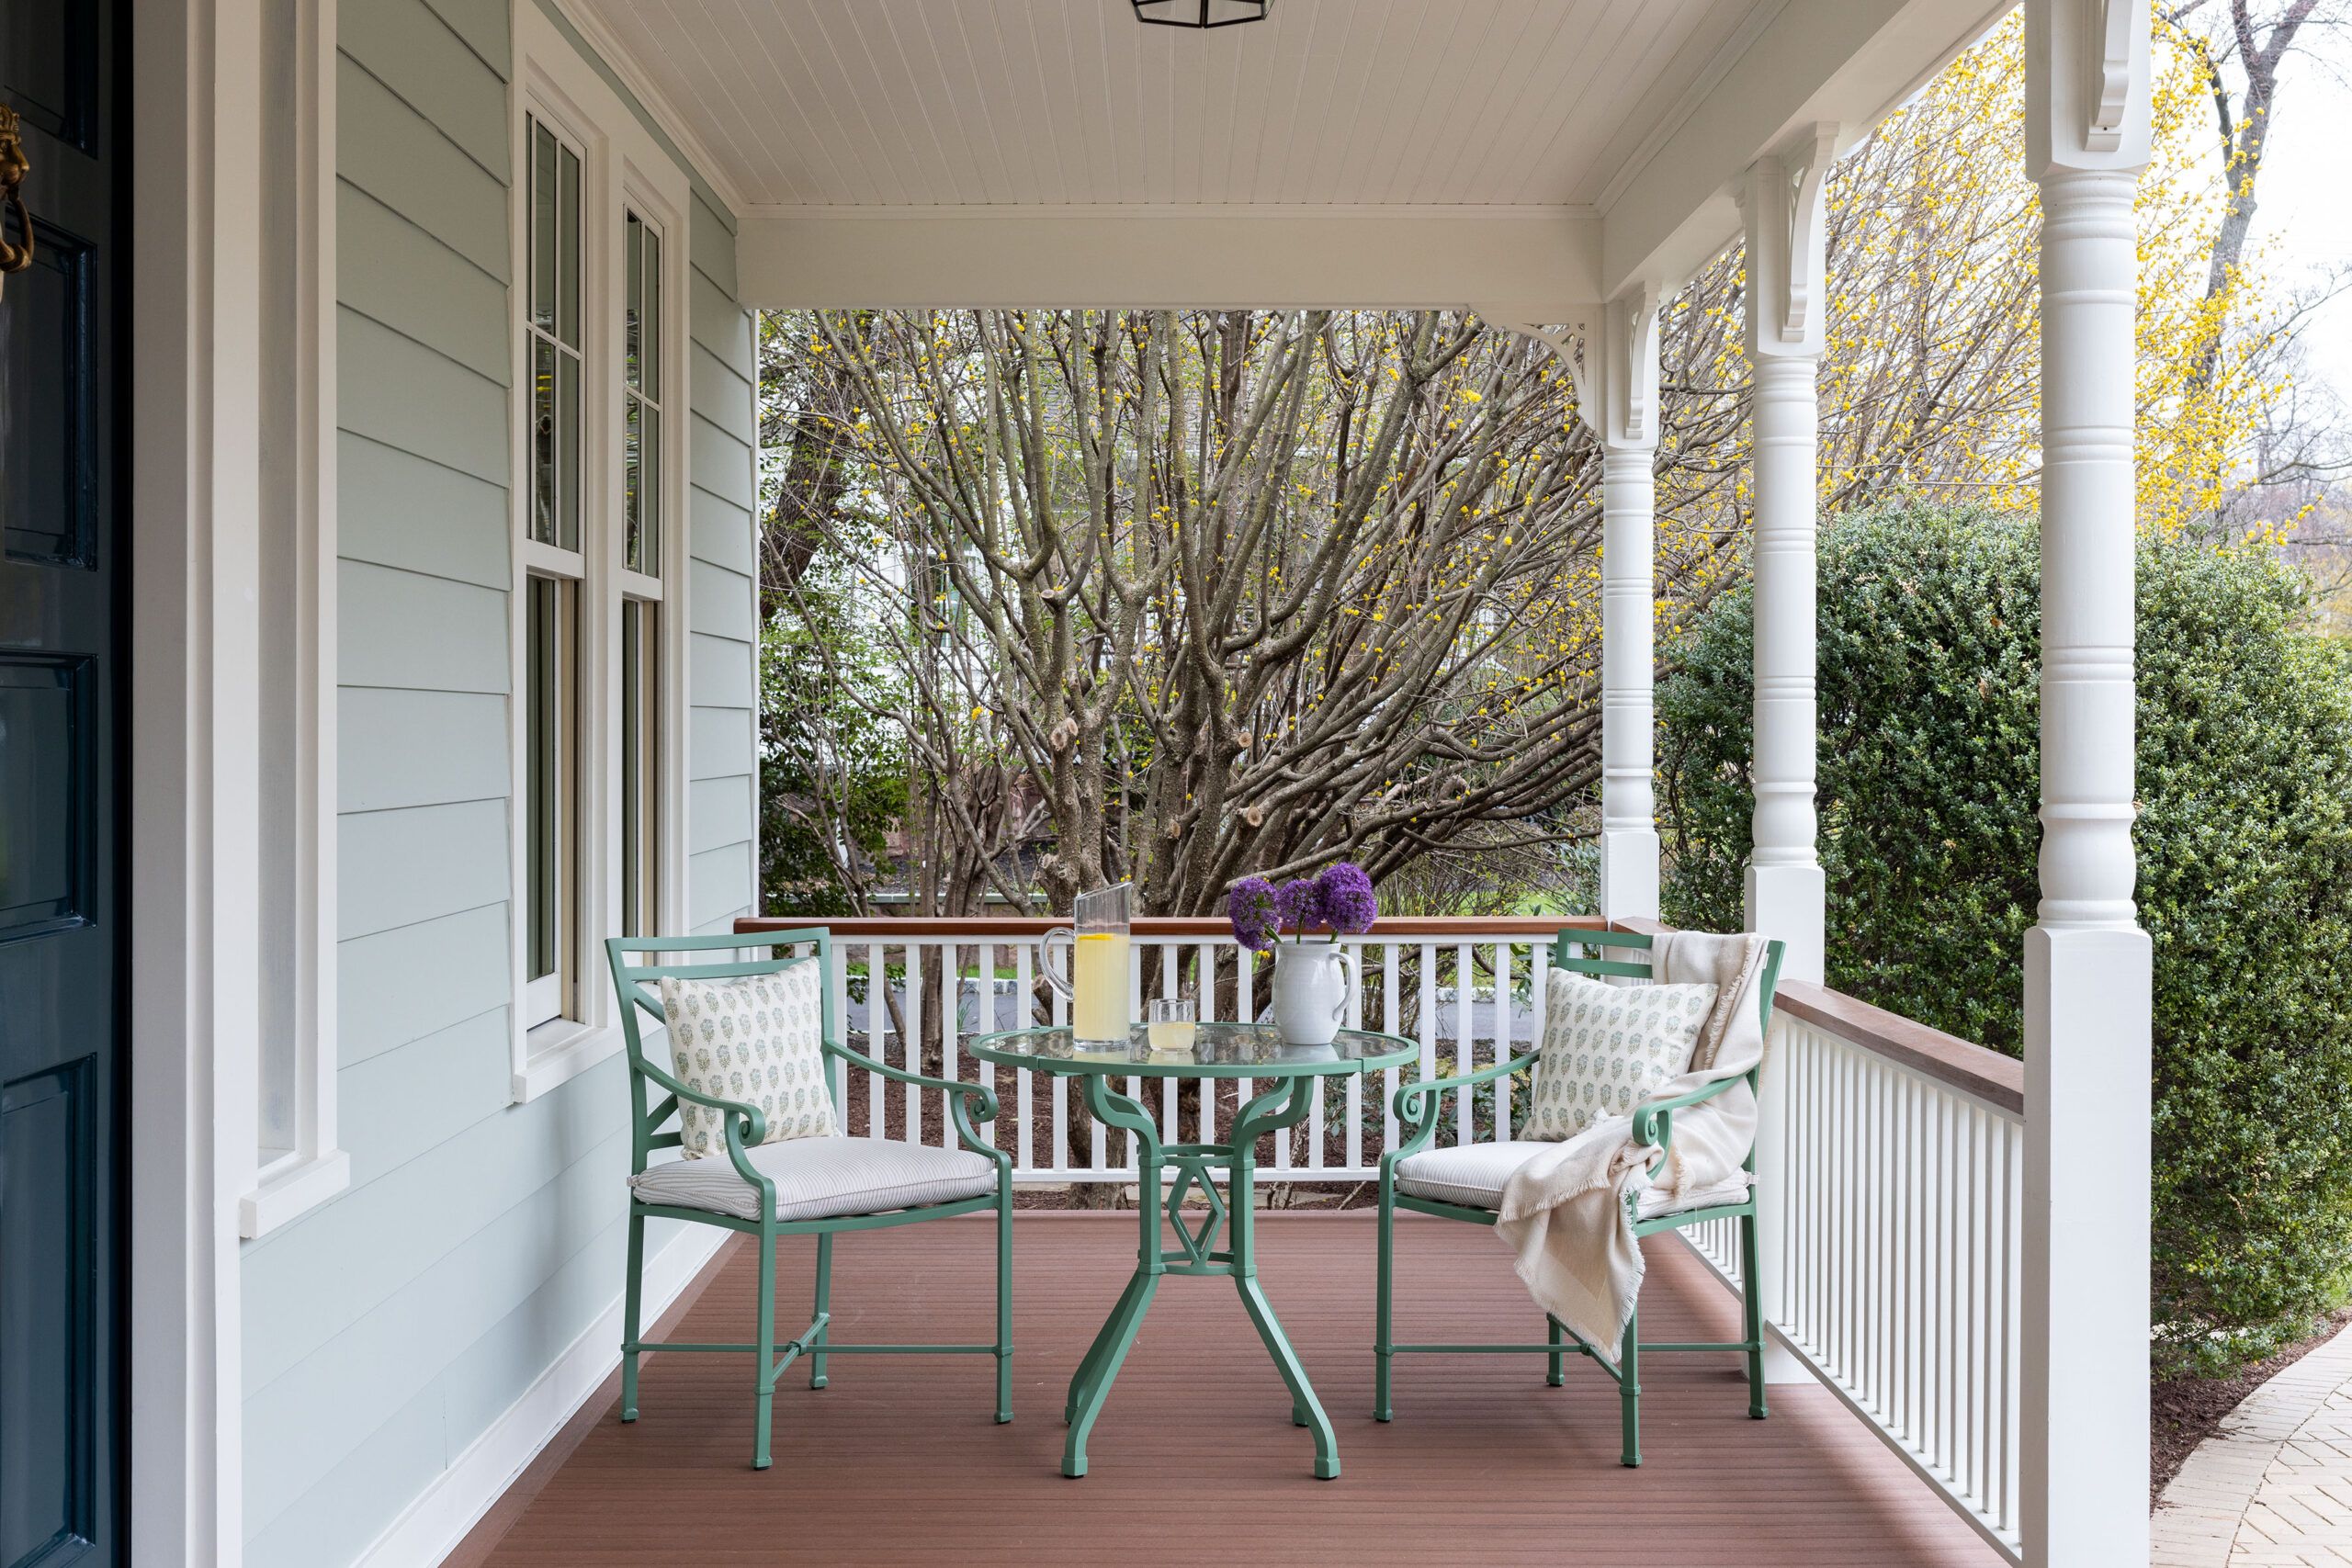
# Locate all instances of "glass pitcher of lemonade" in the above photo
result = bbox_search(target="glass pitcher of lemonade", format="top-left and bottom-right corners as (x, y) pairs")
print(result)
(1041, 883), (1134, 1047)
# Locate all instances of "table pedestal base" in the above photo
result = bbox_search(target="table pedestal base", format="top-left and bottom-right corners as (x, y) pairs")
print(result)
(1061, 1076), (1339, 1480)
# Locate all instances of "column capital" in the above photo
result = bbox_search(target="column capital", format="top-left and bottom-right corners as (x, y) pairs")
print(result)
(1737, 124), (1837, 361)
(2027, 0), (2154, 179)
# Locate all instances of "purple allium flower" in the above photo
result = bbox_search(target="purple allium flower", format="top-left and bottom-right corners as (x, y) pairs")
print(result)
(1316, 861), (1377, 936)
(1273, 877), (1324, 937)
(1227, 876), (1278, 953)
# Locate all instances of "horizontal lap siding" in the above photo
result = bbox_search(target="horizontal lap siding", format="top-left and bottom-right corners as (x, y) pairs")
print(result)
(687, 186), (759, 938)
(244, 4), (757, 1563)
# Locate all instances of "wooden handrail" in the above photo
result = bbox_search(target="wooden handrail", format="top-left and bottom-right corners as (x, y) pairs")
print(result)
(733, 914), (1605, 939)
(1770, 980), (2024, 1115)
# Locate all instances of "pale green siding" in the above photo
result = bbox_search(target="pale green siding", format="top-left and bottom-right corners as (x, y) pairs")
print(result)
(685, 188), (762, 936)
(242, 2), (759, 1562)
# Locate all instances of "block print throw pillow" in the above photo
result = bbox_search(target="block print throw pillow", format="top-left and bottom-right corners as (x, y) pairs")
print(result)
(1522, 970), (1720, 1143)
(659, 962), (837, 1156)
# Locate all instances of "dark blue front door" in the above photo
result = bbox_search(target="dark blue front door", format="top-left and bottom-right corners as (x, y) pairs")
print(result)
(0, 0), (122, 1562)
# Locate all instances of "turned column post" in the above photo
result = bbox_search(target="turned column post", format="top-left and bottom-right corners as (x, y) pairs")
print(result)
(1738, 128), (1834, 988)
(2021, 3), (2153, 1563)
(1586, 290), (1666, 920)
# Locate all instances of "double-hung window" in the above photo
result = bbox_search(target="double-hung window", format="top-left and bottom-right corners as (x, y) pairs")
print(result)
(522, 112), (586, 1030)
(511, 10), (689, 1098)
(618, 209), (664, 942)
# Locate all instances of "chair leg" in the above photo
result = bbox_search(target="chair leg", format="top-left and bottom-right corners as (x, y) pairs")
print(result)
(1547, 1314), (1566, 1387)
(1740, 1209), (1768, 1420)
(1374, 1172), (1396, 1422)
(1618, 1305), (1641, 1468)
(752, 1224), (778, 1471)
(994, 1172), (1014, 1425)
(809, 1231), (832, 1390)
(620, 1212), (645, 1422)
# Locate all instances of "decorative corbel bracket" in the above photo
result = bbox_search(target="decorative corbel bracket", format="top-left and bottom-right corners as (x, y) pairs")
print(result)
(1615, 285), (1660, 446)
(1494, 316), (1594, 434)
(1780, 124), (1836, 341)
(1739, 123), (1837, 354)
(1498, 285), (1660, 450)
(2085, 0), (2136, 152)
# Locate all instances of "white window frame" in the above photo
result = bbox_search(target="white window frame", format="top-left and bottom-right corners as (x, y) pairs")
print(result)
(509, 6), (692, 1101)
(612, 190), (687, 954)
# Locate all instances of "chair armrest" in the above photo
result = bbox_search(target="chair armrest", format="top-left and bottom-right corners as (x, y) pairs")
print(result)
(1629, 1068), (1752, 1169)
(822, 1041), (1004, 1161)
(630, 1057), (775, 1204)
(1385, 1054), (1540, 1166)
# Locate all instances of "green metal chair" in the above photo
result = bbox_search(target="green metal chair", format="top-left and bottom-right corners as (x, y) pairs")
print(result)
(606, 929), (1014, 1470)
(1374, 926), (1785, 1465)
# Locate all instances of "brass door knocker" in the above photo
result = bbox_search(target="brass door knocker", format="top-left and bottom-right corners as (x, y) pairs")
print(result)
(0, 105), (34, 298)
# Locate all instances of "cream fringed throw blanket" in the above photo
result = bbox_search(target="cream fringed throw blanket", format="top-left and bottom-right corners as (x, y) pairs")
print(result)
(1493, 931), (1771, 1351)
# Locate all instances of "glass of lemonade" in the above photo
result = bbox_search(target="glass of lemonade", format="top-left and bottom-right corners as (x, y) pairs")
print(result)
(1147, 996), (1197, 1053)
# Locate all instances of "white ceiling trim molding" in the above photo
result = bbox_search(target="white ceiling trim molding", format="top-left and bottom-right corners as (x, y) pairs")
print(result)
(551, 0), (752, 218)
(739, 205), (1601, 314)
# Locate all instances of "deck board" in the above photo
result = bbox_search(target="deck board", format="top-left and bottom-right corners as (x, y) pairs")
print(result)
(456, 1212), (2004, 1566)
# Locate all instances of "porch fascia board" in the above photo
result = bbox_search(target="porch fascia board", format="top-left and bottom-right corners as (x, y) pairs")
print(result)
(736, 205), (1600, 317)
(1598, 0), (2014, 298)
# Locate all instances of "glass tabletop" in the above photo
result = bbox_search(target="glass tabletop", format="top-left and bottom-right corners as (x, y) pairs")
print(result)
(966, 1021), (1418, 1078)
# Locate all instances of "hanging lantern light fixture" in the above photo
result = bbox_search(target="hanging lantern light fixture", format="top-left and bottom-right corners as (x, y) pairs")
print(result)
(1132, 0), (1272, 28)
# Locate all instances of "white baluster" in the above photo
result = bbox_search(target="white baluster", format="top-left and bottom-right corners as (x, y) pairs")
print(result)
(1015, 942), (1034, 1172)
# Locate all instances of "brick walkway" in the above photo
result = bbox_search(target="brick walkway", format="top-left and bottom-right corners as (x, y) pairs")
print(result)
(2154, 1323), (2352, 1566)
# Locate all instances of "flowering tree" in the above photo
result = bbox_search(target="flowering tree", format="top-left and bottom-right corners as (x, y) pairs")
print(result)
(765, 308), (1740, 918)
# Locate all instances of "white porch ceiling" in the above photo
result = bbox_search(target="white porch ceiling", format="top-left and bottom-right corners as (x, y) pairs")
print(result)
(563, 0), (2012, 311)
(569, 0), (1754, 209)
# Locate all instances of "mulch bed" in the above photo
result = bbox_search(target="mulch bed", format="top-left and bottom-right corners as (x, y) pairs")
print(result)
(2151, 1305), (2352, 1503)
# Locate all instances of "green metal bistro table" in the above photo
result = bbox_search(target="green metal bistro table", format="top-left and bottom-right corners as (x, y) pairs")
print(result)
(967, 1021), (1416, 1481)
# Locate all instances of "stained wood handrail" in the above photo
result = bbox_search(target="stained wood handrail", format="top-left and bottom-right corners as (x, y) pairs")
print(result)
(1769, 980), (2024, 1114)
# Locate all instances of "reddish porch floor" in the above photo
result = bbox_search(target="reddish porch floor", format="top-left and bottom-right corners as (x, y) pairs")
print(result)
(457, 1212), (2002, 1567)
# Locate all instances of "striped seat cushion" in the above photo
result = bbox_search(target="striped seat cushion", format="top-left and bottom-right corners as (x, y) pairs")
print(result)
(630, 1136), (998, 1223)
(1395, 1140), (1751, 1219)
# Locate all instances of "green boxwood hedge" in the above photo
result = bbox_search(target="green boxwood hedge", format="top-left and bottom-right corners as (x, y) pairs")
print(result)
(1657, 499), (2352, 1371)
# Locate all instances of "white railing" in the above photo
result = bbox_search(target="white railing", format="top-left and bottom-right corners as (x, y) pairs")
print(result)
(740, 915), (2030, 1561)
(1679, 984), (2027, 1563)
(741, 916), (1590, 1183)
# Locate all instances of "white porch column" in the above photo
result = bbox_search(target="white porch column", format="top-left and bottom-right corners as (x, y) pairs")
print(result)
(2022, 5), (2153, 1566)
(1736, 130), (1836, 1389)
(1587, 288), (1665, 920)
(1737, 130), (1834, 988)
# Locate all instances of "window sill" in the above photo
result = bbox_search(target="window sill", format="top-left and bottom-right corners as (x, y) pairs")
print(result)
(240, 1147), (353, 1239)
(512, 1018), (635, 1103)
